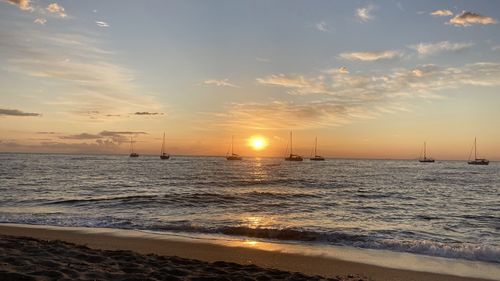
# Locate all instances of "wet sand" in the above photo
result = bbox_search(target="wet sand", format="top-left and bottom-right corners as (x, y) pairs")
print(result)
(0, 224), (497, 281)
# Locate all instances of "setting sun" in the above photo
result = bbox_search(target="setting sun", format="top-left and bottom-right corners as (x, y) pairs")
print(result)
(248, 136), (268, 151)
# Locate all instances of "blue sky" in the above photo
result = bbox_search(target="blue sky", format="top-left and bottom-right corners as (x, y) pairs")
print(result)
(1, 0), (500, 158)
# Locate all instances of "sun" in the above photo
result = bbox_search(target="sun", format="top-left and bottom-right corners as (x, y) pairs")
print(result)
(248, 135), (268, 151)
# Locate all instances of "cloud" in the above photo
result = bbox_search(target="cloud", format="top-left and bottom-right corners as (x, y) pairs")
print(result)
(410, 41), (474, 56)
(34, 18), (47, 25)
(96, 21), (109, 28)
(2, 28), (160, 117)
(60, 133), (100, 140)
(449, 11), (497, 26)
(203, 79), (238, 88)
(0, 108), (40, 116)
(0, 140), (123, 154)
(36, 132), (57, 134)
(339, 50), (403, 61)
(315, 21), (328, 32)
(60, 130), (147, 144)
(100, 130), (147, 136)
(431, 10), (453, 17)
(133, 112), (164, 115)
(324, 66), (350, 75)
(256, 57), (270, 62)
(356, 5), (375, 22)
(2, 0), (32, 11)
(338, 66), (349, 74)
(46, 3), (67, 18)
(492, 45), (500, 51)
(209, 62), (500, 130)
(256, 74), (327, 95)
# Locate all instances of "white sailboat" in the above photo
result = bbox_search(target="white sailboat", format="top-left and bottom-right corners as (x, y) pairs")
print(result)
(226, 135), (242, 160)
(468, 138), (489, 165)
(310, 137), (325, 161)
(285, 131), (303, 161)
(419, 142), (434, 163)
(129, 137), (139, 157)
(160, 132), (170, 160)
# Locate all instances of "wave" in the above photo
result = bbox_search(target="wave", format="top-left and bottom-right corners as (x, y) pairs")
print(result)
(38, 190), (319, 209)
(1, 214), (499, 264)
(43, 195), (157, 206)
(142, 224), (500, 263)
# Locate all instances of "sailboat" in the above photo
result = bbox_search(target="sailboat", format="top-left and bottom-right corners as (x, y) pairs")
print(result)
(310, 137), (325, 161)
(285, 131), (303, 161)
(226, 135), (242, 160)
(129, 137), (139, 157)
(160, 132), (170, 160)
(468, 138), (489, 165)
(419, 142), (434, 163)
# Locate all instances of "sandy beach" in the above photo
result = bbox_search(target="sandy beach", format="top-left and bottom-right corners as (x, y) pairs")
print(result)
(1, 224), (498, 281)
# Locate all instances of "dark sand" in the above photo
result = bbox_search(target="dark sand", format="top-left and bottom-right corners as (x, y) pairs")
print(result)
(0, 235), (366, 281)
(0, 224), (497, 281)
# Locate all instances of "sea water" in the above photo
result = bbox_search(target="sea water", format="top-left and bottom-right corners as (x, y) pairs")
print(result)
(0, 153), (498, 264)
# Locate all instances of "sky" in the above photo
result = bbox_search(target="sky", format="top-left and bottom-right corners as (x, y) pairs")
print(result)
(1, 0), (500, 159)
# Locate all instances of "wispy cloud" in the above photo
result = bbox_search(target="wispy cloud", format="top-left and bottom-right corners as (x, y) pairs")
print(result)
(449, 11), (497, 26)
(256, 57), (270, 62)
(2, 27), (160, 118)
(46, 3), (67, 18)
(256, 74), (327, 95)
(356, 5), (375, 22)
(133, 112), (164, 116)
(96, 21), (109, 28)
(34, 18), (47, 25)
(492, 45), (500, 51)
(431, 10), (453, 17)
(60, 131), (147, 144)
(338, 66), (349, 74)
(315, 21), (329, 32)
(410, 41), (474, 56)
(2, 0), (32, 11)
(203, 79), (238, 88)
(0, 108), (41, 117)
(208, 62), (500, 130)
(325, 66), (350, 75)
(339, 50), (403, 61)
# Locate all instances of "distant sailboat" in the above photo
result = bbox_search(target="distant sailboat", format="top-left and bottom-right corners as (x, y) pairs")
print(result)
(129, 137), (139, 158)
(468, 138), (489, 165)
(419, 142), (435, 163)
(285, 131), (303, 161)
(226, 135), (242, 160)
(310, 137), (325, 161)
(160, 132), (170, 160)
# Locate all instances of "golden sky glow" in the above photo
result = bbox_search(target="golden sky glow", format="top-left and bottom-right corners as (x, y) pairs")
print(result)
(1, 1), (500, 159)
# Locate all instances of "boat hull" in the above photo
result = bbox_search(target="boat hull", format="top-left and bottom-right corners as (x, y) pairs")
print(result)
(310, 156), (325, 161)
(419, 159), (435, 163)
(160, 155), (170, 160)
(129, 153), (139, 158)
(226, 156), (242, 160)
(468, 160), (489, 165)
(285, 156), (303, 161)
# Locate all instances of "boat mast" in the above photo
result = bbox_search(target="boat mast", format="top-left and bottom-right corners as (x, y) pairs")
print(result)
(474, 137), (477, 160)
(130, 137), (133, 153)
(424, 142), (426, 159)
(290, 131), (293, 156)
(161, 132), (165, 155)
(315, 137), (318, 157)
(231, 135), (234, 155)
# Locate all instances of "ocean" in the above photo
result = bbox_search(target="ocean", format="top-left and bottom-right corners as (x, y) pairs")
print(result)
(0, 153), (499, 264)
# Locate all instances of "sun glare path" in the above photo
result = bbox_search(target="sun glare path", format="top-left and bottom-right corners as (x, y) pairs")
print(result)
(248, 136), (268, 151)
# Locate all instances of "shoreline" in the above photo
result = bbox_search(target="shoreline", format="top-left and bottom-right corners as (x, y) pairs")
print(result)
(1, 223), (498, 281)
